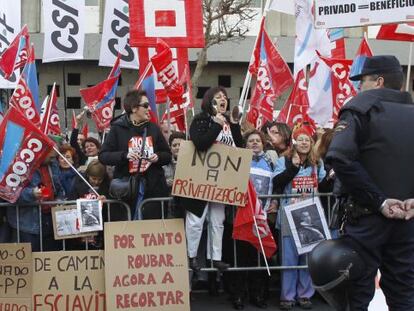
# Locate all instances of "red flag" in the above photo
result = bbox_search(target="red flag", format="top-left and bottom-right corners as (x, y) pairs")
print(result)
(0, 105), (55, 203)
(41, 83), (61, 135)
(318, 54), (356, 122)
(376, 23), (414, 42)
(10, 76), (41, 127)
(233, 181), (277, 258)
(0, 25), (29, 79)
(82, 123), (89, 138)
(151, 39), (185, 106)
(80, 75), (119, 132)
(276, 70), (310, 127)
(247, 18), (293, 128)
(80, 58), (120, 132)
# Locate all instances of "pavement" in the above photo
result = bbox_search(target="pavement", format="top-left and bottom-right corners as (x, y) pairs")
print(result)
(190, 291), (334, 310)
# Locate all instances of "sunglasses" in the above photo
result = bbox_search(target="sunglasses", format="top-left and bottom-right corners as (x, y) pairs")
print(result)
(137, 102), (150, 109)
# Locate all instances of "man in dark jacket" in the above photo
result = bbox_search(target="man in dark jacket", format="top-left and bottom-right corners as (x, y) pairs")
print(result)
(99, 90), (171, 220)
(325, 55), (414, 310)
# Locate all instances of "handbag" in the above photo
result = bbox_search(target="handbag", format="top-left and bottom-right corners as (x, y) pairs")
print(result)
(109, 128), (147, 204)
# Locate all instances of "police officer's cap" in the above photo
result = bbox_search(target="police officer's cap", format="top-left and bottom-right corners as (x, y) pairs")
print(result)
(349, 55), (403, 81)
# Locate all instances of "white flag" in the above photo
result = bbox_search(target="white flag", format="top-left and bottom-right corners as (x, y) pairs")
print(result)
(99, 0), (139, 69)
(268, 0), (294, 15)
(307, 60), (333, 127)
(43, 0), (85, 63)
(294, 0), (332, 77)
(0, 0), (21, 88)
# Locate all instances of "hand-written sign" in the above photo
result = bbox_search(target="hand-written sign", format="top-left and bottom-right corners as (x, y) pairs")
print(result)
(314, 0), (414, 28)
(0, 243), (32, 310)
(172, 141), (252, 206)
(104, 219), (190, 311)
(32, 251), (106, 311)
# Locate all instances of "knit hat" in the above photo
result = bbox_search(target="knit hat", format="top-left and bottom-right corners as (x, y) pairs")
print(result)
(292, 126), (313, 141)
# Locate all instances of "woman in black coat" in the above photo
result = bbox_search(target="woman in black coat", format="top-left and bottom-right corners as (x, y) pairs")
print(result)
(99, 90), (171, 220)
(181, 86), (243, 272)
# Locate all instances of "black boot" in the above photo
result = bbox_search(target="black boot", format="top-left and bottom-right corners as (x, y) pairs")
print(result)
(189, 257), (201, 272)
(213, 260), (230, 271)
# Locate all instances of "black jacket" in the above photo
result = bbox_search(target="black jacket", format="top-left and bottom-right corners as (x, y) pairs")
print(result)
(178, 111), (244, 217)
(98, 114), (171, 218)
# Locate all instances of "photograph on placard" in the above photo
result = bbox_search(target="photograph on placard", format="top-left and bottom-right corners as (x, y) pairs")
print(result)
(77, 199), (103, 233)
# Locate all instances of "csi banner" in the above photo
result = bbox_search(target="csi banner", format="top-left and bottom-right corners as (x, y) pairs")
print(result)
(172, 142), (252, 206)
(99, 0), (139, 69)
(43, 0), (85, 62)
(129, 0), (204, 47)
(0, 0), (21, 88)
(314, 0), (414, 28)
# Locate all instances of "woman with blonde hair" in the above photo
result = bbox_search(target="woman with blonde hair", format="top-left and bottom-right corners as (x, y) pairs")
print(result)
(273, 125), (327, 310)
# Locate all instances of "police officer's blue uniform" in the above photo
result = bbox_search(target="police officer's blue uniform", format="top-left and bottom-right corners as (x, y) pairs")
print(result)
(326, 56), (414, 310)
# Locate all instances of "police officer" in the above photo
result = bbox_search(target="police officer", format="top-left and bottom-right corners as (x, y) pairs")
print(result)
(325, 55), (414, 310)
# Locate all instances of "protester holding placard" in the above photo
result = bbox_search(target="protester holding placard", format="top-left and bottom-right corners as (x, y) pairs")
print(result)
(274, 124), (326, 310)
(99, 89), (171, 220)
(7, 149), (65, 252)
(230, 129), (274, 310)
(183, 86), (243, 272)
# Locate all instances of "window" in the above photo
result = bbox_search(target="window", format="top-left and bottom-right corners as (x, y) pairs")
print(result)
(218, 75), (231, 88)
(67, 73), (81, 86)
(47, 85), (60, 97)
(239, 87), (251, 99)
(196, 87), (209, 99)
(115, 97), (122, 110)
(67, 97), (81, 109)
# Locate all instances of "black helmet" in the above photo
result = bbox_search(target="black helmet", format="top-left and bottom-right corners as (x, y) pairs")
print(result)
(308, 238), (366, 311)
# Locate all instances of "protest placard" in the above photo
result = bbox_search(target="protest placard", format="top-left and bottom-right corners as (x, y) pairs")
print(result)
(104, 219), (190, 311)
(314, 0), (414, 28)
(0, 243), (32, 310)
(172, 141), (252, 206)
(32, 251), (106, 311)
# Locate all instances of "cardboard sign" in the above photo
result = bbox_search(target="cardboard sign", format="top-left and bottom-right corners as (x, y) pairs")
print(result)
(52, 205), (97, 240)
(172, 141), (252, 206)
(32, 251), (106, 311)
(104, 219), (190, 311)
(0, 243), (32, 310)
(314, 0), (414, 28)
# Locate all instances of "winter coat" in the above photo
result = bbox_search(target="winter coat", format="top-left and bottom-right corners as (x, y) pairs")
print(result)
(98, 114), (171, 218)
(178, 111), (243, 217)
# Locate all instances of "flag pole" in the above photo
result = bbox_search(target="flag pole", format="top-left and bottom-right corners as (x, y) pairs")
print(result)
(406, 42), (413, 92)
(166, 97), (171, 137)
(252, 213), (271, 276)
(62, 62), (68, 141)
(53, 146), (100, 197)
(239, 0), (272, 114)
(134, 62), (152, 90)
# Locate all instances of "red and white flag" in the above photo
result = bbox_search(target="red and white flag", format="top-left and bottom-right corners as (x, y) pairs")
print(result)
(277, 70), (310, 127)
(233, 181), (277, 258)
(0, 25), (29, 79)
(80, 58), (121, 132)
(0, 105), (55, 203)
(10, 77), (41, 127)
(247, 18), (293, 128)
(41, 82), (61, 135)
(376, 23), (414, 42)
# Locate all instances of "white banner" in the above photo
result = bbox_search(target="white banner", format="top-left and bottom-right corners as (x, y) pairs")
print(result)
(314, 0), (414, 29)
(0, 0), (21, 88)
(43, 0), (85, 62)
(99, 0), (139, 69)
(268, 0), (294, 15)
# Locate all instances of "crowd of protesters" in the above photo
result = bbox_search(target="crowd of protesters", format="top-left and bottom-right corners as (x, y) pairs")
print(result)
(0, 86), (339, 310)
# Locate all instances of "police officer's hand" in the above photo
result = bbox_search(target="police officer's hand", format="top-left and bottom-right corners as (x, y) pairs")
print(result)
(380, 199), (406, 219)
(403, 199), (414, 220)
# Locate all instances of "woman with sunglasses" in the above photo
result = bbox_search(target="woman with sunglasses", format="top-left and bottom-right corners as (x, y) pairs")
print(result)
(99, 90), (172, 220)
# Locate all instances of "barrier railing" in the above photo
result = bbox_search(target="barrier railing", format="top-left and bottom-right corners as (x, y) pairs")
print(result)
(138, 193), (335, 272)
(0, 199), (131, 252)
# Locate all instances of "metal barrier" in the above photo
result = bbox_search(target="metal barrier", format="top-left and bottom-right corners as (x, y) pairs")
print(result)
(0, 199), (131, 252)
(138, 193), (335, 272)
